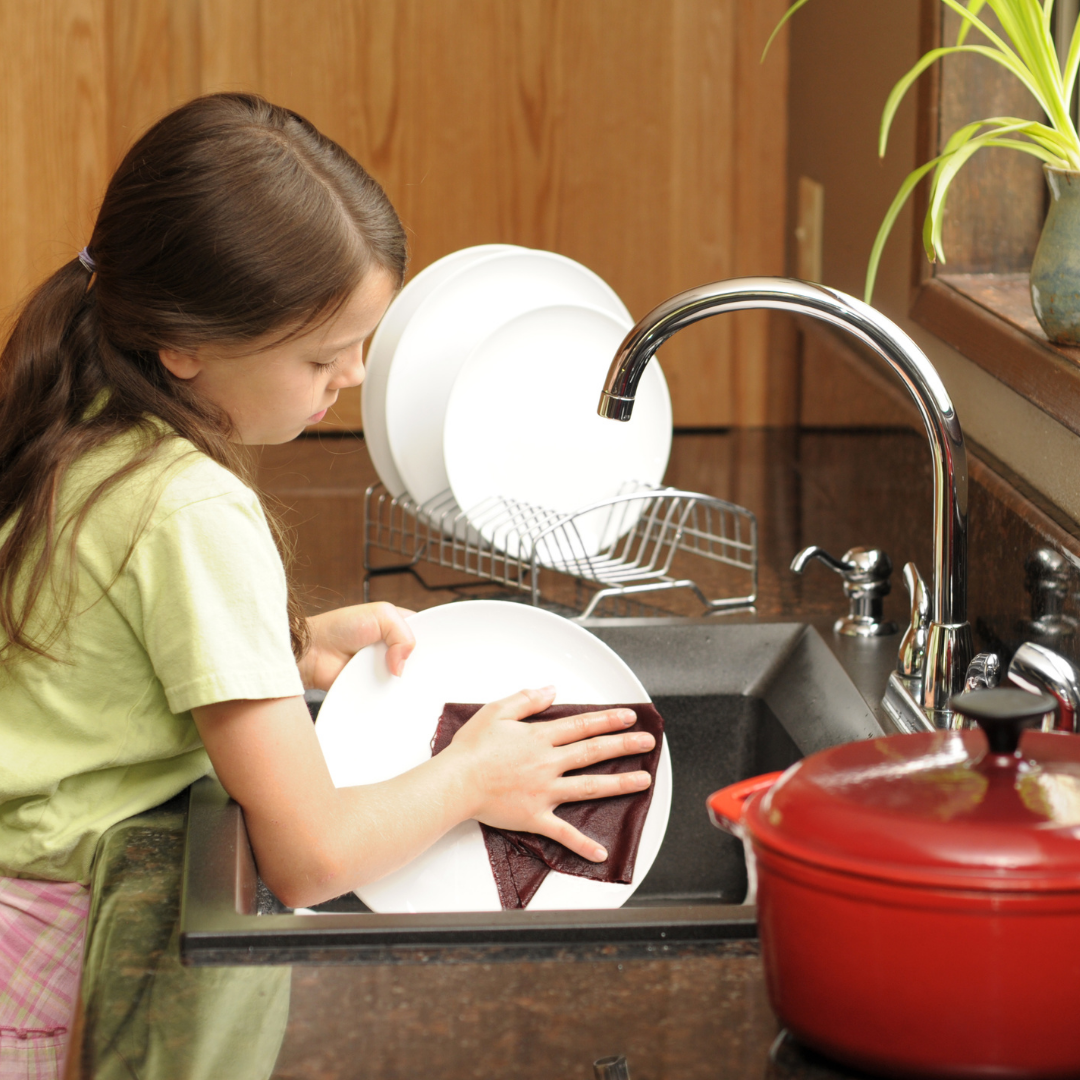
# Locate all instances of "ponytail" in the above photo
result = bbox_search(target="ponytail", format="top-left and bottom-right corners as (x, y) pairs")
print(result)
(0, 259), (103, 659)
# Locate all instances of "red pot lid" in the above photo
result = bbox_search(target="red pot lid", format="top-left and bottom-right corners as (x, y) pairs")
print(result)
(744, 688), (1080, 892)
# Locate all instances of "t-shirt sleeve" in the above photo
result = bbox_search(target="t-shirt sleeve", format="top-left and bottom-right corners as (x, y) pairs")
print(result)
(120, 483), (305, 715)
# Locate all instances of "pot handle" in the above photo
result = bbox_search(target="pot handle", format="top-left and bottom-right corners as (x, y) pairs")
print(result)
(707, 772), (785, 835)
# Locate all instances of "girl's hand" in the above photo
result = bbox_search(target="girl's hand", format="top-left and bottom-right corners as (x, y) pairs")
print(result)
(195, 683), (653, 908)
(441, 686), (655, 862)
(299, 602), (415, 690)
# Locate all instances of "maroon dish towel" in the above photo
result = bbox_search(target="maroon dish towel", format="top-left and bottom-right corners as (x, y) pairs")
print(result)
(431, 702), (665, 909)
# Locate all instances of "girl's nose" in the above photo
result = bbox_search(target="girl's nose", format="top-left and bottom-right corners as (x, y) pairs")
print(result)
(329, 344), (366, 390)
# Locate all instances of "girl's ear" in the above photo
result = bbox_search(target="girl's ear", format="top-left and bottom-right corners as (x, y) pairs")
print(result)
(158, 348), (204, 381)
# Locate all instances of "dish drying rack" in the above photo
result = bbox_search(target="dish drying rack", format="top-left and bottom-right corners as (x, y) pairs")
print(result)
(363, 482), (757, 619)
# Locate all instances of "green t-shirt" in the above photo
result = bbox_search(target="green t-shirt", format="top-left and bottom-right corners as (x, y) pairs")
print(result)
(0, 429), (305, 883)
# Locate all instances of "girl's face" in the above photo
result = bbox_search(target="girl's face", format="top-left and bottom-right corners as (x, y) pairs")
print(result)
(159, 270), (397, 444)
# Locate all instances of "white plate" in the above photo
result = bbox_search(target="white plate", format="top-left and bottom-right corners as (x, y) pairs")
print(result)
(443, 305), (672, 557)
(362, 245), (523, 497)
(315, 600), (672, 913)
(384, 251), (632, 508)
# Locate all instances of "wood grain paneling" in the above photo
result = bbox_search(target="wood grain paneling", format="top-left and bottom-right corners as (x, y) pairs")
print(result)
(0, 0), (109, 328)
(105, 0), (200, 166)
(198, 0), (263, 93)
(0, 0), (791, 428)
(799, 322), (918, 429)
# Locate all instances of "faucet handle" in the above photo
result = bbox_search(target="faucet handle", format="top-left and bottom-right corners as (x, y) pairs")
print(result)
(1008, 641), (1080, 733)
(949, 652), (1003, 730)
(1023, 547), (1079, 643)
(964, 652), (1001, 693)
(897, 562), (930, 677)
(791, 545), (897, 638)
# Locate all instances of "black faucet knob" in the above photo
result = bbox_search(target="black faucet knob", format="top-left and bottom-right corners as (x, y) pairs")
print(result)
(950, 687), (1057, 755)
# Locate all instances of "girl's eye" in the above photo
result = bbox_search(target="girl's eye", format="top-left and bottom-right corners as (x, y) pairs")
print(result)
(315, 356), (341, 371)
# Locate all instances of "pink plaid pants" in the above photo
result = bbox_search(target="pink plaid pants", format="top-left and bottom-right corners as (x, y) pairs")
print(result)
(0, 878), (89, 1080)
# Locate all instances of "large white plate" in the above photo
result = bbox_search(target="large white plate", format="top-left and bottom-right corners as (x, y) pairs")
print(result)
(384, 251), (632, 508)
(362, 245), (523, 497)
(443, 305), (672, 557)
(315, 600), (672, 913)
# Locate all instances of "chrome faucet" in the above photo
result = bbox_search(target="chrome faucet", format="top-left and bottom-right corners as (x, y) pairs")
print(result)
(597, 277), (973, 730)
(1008, 641), (1080, 732)
(958, 641), (1078, 732)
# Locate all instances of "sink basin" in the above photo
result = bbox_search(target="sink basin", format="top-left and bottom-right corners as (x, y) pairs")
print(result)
(179, 618), (889, 965)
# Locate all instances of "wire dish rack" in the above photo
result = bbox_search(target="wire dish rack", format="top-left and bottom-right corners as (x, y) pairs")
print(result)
(363, 481), (757, 619)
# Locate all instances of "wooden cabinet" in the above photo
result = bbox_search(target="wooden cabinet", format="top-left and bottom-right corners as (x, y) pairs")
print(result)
(0, 0), (792, 428)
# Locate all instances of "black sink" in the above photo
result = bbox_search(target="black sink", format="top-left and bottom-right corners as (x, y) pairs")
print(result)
(179, 619), (888, 965)
(592, 620), (886, 907)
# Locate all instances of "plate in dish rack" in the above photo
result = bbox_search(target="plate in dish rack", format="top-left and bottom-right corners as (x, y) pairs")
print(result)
(383, 250), (633, 508)
(443, 304), (672, 559)
(362, 244), (523, 498)
(315, 600), (672, 913)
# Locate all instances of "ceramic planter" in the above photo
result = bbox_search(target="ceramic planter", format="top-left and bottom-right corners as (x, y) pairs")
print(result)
(1031, 166), (1080, 344)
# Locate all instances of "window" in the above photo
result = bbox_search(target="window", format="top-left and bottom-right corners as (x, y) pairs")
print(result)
(909, 0), (1080, 436)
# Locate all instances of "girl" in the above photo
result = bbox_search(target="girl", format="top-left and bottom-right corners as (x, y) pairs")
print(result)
(0, 93), (653, 1077)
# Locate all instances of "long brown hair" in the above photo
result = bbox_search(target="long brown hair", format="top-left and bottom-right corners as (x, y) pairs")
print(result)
(0, 93), (406, 663)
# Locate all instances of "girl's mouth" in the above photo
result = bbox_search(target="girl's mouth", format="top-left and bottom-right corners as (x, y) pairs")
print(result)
(307, 409), (328, 424)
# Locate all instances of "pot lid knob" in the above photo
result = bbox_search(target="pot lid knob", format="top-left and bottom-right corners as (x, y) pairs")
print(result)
(950, 688), (1057, 754)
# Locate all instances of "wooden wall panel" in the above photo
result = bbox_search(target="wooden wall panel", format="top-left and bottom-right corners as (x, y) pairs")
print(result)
(254, 0), (792, 428)
(199, 0), (263, 93)
(667, 2), (738, 423)
(105, 0), (200, 167)
(0, 0), (791, 428)
(733, 0), (793, 424)
(0, 0), (109, 329)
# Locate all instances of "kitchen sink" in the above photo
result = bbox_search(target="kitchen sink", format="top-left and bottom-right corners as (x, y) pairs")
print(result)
(179, 618), (891, 965)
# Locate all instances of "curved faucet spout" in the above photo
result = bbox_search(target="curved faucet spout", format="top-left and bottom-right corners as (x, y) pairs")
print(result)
(598, 277), (971, 723)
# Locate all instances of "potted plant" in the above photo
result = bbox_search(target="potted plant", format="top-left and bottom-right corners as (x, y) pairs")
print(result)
(769, 0), (1080, 344)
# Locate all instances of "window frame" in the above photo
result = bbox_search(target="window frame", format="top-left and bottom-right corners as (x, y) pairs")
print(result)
(907, 0), (1080, 437)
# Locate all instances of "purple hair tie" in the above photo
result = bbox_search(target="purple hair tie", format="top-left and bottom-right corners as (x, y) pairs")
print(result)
(77, 247), (96, 274)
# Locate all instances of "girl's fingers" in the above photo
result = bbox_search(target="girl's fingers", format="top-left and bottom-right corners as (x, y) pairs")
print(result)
(544, 707), (639, 746)
(385, 643), (411, 677)
(556, 729), (656, 771)
(372, 602), (416, 676)
(553, 769), (652, 804)
(533, 812), (609, 863)
(484, 686), (558, 722)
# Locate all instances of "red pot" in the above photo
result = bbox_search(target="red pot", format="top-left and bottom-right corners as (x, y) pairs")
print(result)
(707, 688), (1080, 1079)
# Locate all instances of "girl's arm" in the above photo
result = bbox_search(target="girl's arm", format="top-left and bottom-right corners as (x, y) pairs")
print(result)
(192, 687), (653, 909)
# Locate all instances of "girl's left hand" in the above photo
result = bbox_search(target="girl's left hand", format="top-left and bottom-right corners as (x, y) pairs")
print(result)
(299, 601), (415, 690)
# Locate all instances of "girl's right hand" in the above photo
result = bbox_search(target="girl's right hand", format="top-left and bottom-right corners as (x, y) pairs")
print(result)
(441, 686), (655, 863)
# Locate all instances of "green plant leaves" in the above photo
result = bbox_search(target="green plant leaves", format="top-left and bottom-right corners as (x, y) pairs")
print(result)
(864, 158), (942, 304)
(879, 45), (1045, 155)
(771, 0), (1080, 303)
(761, 0), (813, 62)
(1064, 12), (1080, 107)
(956, 1), (990, 46)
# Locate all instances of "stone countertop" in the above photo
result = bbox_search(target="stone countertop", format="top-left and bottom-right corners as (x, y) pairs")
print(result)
(75, 769), (874, 1080)
(72, 429), (1077, 1079)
